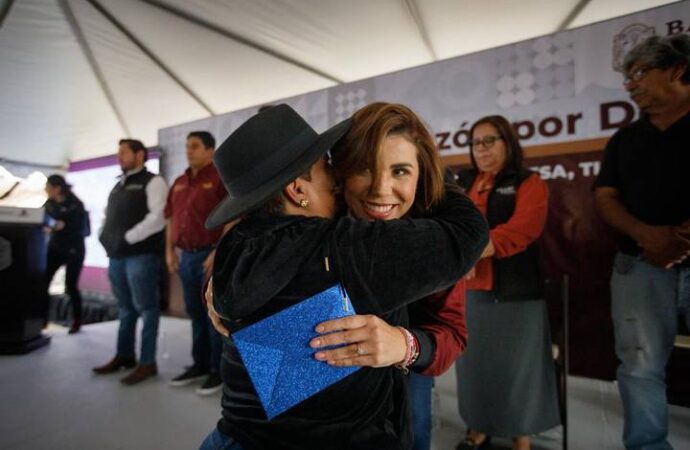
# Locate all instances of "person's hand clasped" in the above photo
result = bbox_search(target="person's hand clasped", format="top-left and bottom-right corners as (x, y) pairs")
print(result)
(310, 314), (407, 368)
(205, 277), (229, 337)
(638, 224), (690, 268)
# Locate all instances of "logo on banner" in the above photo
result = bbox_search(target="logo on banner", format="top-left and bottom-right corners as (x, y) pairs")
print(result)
(612, 24), (655, 73)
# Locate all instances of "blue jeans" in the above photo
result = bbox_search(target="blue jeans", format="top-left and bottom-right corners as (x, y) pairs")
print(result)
(199, 428), (242, 450)
(109, 253), (161, 365)
(179, 249), (222, 373)
(680, 268), (690, 324)
(611, 252), (690, 450)
(408, 372), (433, 450)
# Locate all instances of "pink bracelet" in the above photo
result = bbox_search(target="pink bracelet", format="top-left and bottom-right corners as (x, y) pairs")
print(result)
(408, 333), (420, 366)
(395, 327), (419, 373)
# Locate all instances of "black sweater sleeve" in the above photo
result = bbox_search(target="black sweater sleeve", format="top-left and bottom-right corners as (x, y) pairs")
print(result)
(332, 185), (488, 315)
(409, 328), (435, 372)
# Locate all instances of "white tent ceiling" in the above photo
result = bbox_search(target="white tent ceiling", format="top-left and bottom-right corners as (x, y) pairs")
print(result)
(0, 0), (681, 166)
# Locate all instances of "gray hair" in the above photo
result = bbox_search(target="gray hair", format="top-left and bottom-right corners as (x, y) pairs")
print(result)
(623, 34), (690, 84)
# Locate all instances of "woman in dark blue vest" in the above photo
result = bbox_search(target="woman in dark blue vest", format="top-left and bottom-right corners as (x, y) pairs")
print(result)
(43, 174), (87, 334)
(454, 116), (560, 450)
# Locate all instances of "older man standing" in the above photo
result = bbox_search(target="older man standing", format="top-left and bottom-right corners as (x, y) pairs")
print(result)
(165, 131), (226, 395)
(94, 139), (168, 385)
(593, 35), (690, 450)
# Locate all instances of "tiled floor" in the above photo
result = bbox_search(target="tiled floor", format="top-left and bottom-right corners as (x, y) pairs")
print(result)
(1, 318), (688, 450)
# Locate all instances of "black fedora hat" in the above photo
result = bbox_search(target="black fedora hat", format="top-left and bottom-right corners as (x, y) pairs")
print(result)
(205, 104), (351, 229)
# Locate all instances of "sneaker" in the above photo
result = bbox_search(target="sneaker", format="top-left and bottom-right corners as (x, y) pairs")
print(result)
(196, 373), (223, 396)
(120, 363), (158, 386)
(169, 365), (208, 386)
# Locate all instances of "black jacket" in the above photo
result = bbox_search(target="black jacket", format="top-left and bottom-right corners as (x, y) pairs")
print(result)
(213, 186), (488, 450)
(44, 192), (86, 252)
(457, 167), (544, 301)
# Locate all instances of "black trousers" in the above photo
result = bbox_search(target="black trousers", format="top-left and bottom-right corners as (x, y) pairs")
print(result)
(45, 243), (85, 321)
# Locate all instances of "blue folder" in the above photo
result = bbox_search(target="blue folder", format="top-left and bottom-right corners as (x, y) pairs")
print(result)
(232, 284), (360, 419)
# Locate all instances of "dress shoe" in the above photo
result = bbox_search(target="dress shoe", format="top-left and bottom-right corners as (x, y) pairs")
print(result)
(456, 435), (491, 450)
(120, 364), (158, 385)
(68, 319), (81, 334)
(92, 356), (137, 374)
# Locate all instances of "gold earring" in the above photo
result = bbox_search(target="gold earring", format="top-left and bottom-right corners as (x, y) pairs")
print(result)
(299, 199), (309, 208)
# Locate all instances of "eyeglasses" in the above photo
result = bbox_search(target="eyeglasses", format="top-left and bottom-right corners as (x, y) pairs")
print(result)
(623, 65), (653, 85)
(470, 135), (502, 149)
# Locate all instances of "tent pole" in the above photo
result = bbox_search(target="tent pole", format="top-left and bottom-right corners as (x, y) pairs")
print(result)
(87, 0), (216, 116)
(556, 0), (591, 32)
(141, 0), (343, 84)
(58, 0), (132, 137)
(402, 0), (437, 61)
(0, 0), (16, 32)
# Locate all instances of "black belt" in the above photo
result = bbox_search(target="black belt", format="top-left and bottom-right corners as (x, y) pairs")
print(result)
(181, 245), (214, 253)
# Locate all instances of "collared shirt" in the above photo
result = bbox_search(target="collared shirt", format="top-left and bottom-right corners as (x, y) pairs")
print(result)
(164, 163), (226, 250)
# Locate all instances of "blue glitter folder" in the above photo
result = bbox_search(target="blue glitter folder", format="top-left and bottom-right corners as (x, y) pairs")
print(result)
(232, 284), (360, 419)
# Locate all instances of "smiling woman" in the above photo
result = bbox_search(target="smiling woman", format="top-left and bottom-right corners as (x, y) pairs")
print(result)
(343, 134), (420, 221)
(325, 102), (468, 450)
(333, 102), (444, 219)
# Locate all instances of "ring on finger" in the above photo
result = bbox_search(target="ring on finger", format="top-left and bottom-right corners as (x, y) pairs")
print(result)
(355, 343), (365, 356)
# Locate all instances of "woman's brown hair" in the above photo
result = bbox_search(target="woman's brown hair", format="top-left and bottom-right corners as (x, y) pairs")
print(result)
(332, 102), (444, 216)
(469, 115), (524, 173)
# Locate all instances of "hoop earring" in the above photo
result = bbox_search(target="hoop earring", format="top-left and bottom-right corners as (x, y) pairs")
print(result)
(299, 199), (309, 208)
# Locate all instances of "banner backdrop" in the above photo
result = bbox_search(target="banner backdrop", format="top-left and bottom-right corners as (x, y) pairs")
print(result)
(158, 2), (690, 379)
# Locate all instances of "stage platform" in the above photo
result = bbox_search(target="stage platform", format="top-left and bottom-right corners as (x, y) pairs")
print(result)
(1, 318), (688, 450)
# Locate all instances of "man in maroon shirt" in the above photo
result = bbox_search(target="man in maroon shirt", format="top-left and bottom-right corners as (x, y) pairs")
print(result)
(165, 131), (226, 395)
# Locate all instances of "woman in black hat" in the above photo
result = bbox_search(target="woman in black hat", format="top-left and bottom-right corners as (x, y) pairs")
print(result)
(201, 104), (488, 450)
(43, 174), (88, 334)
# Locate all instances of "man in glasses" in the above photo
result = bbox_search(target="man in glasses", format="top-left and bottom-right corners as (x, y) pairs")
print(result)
(593, 35), (690, 450)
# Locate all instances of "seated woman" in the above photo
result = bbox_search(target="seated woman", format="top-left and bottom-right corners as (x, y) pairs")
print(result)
(455, 115), (560, 450)
(201, 104), (488, 450)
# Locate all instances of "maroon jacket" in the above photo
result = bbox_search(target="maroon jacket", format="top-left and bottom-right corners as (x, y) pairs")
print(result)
(409, 279), (467, 376)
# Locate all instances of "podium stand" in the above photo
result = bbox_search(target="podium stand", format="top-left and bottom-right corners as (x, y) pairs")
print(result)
(0, 206), (51, 354)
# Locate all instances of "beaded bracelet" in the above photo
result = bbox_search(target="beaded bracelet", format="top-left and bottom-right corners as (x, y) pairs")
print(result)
(408, 333), (420, 366)
(395, 327), (419, 373)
